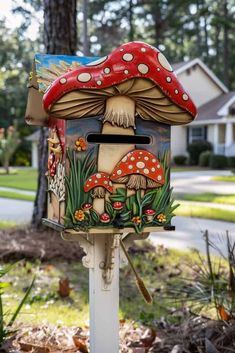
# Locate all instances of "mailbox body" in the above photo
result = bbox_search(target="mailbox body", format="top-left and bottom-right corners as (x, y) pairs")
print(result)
(46, 114), (171, 234)
(26, 43), (197, 234)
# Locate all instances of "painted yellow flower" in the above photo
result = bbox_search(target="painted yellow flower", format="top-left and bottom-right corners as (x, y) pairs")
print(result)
(75, 137), (87, 151)
(132, 216), (141, 224)
(74, 209), (85, 222)
(157, 213), (166, 223)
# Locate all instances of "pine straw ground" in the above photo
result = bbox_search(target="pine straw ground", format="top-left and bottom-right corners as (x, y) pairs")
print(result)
(0, 226), (235, 353)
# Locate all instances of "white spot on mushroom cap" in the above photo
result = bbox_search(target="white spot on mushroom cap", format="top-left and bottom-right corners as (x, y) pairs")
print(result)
(96, 173), (102, 178)
(157, 175), (162, 181)
(138, 64), (149, 74)
(86, 56), (108, 66)
(144, 168), (149, 174)
(175, 89), (179, 94)
(95, 180), (98, 184)
(151, 167), (156, 172)
(182, 93), (189, 101)
(60, 78), (67, 84)
(130, 157), (135, 161)
(158, 52), (173, 72)
(96, 80), (102, 86)
(128, 165), (133, 170)
(104, 67), (111, 74)
(157, 67), (160, 71)
(157, 164), (161, 169)
(141, 47), (146, 52)
(117, 170), (122, 175)
(124, 69), (129, 74)
(136, 161), (145, 169)
(77, 72), (92, 83)
(152, 158), (157, 163)
(166, 76), (172, 83)
(123, 53), (134, 62)
(104, 180), (108, 184)
(144, 156), (149, 161)
(122, 156), (127, 162)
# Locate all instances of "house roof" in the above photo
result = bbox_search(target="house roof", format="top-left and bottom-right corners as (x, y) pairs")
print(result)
(173, 58), (228, 94)
(197, 92), (235, 121)
(25, 130), (40, 142)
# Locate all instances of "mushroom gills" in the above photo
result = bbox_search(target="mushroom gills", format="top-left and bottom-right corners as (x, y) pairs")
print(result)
(92, 186), (106, 198)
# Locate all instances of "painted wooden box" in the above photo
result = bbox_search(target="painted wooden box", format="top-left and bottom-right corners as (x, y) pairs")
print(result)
(25, 41), (197, 234)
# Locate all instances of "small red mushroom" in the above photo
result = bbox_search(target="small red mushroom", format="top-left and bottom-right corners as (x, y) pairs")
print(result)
(111, 149), (164, 190)
(84, 172), (113, 197)
(112, 201), (124, 211)
(144, 209), (156, 222)
(82, 203), (93, 212)
(100, 213), (111, 224)
(84, 172), (113, 214)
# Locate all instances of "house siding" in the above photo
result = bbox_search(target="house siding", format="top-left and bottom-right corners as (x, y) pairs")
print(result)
(171, 126), (187, 157)
(178, 65), (223, 107)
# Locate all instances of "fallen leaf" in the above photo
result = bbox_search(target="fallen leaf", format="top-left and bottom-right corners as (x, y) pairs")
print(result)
(73, 336), (88, 353)
(58, 277), (71, 298)
(140, 328), (156, 347)
(19, 341), (50, 353)
(217, 305), (230, 321)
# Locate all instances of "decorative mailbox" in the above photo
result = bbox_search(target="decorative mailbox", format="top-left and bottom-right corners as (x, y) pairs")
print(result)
(25, 41), (197, 235)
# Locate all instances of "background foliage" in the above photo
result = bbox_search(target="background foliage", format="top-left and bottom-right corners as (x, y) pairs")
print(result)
(0, 0), (235, 165)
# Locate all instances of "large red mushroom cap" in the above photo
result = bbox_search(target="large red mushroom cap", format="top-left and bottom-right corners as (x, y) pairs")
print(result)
(43, 41), (197, 126)
(110, 149), (164, 189)
(84, 172), (113, 197)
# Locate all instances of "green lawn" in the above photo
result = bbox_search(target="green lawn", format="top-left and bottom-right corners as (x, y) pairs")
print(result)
(176, 193), (235, 205)
(0, 221), (16, 228)
(213, 175), (235, 182)
(175, 202), (235, 222)
(0, 169), (38, 191)
(0, 190), (35, 202)
(1, 248), (197, 327)
(171, 166), (209, 172)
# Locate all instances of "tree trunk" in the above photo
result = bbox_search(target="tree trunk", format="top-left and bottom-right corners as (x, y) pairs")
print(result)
(32, 0), (77, 227)
(223, 0), (229, 88)
(3, 160), (9, 175)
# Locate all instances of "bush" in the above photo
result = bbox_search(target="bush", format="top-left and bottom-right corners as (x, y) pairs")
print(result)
(209, 154), (228, 169)
(199, 150), (212, 167)
(173, 155), (187, 166)
(187, 140), (213, 165)
(228, 156), (235, 168)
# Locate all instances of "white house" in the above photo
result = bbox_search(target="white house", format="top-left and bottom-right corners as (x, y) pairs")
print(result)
(171, 58), (235, 157)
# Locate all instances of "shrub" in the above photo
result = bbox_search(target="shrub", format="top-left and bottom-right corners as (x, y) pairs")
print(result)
(228, 156), (235, 168)
(173, 155), (187, 166)
(209, 154), (228, 169)
(199, 150), (212, 167)
(187, 140), (213, 165)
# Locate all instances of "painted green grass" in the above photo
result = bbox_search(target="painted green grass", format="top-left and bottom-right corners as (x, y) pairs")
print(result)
(213, 175), (235, 182)
(1, 248), (199, 327)
(0, 190), (35, 202)
(0, 169), (38, 191)
(176, 193), (235, 205)
(175, 202), (235, 222)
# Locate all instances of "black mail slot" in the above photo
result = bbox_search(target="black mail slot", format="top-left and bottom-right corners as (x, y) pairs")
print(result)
(87, 133), (151, 145)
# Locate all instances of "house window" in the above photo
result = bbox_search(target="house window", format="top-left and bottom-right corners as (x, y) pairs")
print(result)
(188, 126), (206, 144)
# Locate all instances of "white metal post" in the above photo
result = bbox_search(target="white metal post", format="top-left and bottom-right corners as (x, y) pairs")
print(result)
(89, 234), (120, 353)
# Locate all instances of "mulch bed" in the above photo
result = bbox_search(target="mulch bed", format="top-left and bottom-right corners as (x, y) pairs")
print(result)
(0, 226), (84, 262)
(1, 316), (235, 352)
(1, 227), (235, 352)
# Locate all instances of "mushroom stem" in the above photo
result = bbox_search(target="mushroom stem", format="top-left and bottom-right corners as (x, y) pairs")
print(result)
(93, 198), (105, 214)
(97, 96), (136, 209)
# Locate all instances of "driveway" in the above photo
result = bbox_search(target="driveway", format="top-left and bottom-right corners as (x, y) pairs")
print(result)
(0, 198), (33, 224)
(172, 170), (235, 194)
(150, 216), (235, 255)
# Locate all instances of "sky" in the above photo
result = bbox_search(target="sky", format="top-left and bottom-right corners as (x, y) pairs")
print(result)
(0, 0), (43, 40)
